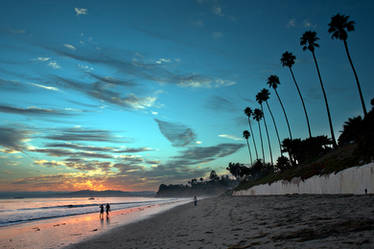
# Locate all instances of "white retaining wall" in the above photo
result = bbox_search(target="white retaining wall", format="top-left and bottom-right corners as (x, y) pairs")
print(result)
(233, 162), (374, 196)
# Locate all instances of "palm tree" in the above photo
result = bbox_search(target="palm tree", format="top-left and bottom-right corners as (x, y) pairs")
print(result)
(243, 130), (253, 165)
(300, 31), (337, 148)
(267, 75), (293, 140)
(259, 88), (282, 156)
(255, 93), (273, 165)
(253, 108), (265, 163)
(281, 51), (312, 138)
(328, 14), (367, 117)
(244, 107), (259, 160)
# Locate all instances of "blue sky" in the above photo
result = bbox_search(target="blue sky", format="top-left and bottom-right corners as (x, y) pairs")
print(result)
(0, 0), (373, 191)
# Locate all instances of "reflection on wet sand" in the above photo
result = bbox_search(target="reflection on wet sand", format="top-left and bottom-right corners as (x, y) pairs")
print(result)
(0, 200), (190, 249)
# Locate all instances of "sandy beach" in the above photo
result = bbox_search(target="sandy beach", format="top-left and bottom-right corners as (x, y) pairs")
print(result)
(67, 194), (374, 249)
(0, 198), (191, 249)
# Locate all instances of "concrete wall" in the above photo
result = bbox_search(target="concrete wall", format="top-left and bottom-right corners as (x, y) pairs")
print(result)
(233, 162), (374, 196)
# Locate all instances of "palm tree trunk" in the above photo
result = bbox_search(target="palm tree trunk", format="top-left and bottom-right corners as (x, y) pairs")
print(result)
(289, 67), (312, 138)
(265, 101), (282, 156)
(274, 89), (296, 165)
(274, 89), (292, 140)
(245, 139), (253, 165)
(247, 117), (259, 160)
(261, 104), (273, 165)
(343, 40), (367, 117)
(257, 120), (265, 163)
(311, 51), (337, 148)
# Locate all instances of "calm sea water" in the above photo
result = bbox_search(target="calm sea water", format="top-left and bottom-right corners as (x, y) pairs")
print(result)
(0, 197), (180, 227)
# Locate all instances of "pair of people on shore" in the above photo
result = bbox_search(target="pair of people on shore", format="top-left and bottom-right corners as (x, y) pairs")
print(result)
(99, 203), (111, 219)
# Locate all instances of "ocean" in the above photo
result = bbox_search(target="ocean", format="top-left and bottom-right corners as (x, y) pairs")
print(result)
(0, 196), (183, 227)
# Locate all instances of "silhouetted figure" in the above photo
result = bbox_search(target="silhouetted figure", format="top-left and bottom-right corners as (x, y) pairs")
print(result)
(365, 188), (368, 195)
(193, 196), (197, 206)
(106, 203), (111, 216)
(99, 204), (104, 219)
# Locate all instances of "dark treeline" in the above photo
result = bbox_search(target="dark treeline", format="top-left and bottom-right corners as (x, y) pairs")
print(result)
(230, 100), (374, 187)
(156, 170), (237, 197)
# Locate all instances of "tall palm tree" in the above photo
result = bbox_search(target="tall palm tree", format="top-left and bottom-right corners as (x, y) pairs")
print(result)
(255, 93), (273, 165)
(267, 75), (293, 140)
(300, 31), (337, 148)
(328, 14), (367, 117)
(243, 130), (253, 165)
(259, 88), (282, 155)
(281, 51), (312, 138)
(244, 107), (259, 160)
(253, 108), (265, 163)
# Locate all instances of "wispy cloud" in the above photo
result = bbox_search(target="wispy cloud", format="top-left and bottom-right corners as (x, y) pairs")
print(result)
(10, 29), (26, 34)
(78, 64), (94, 72)
(30, 83), (59, 91)
(48, 61), (61, 69)
(44, 46), (234, 88)
(205, 96), (236, 111)
(155, 119), (196, 147)
(155, 58), (171, 64)
(45, 127), (124, 143)
(303, 19), (317, 28)
(287, 18), (296, 28)
(45, 142), (153, 154)
(34, 159), (112, 172)
(0, 126), (31, 152)
(218, 134), (242, 141)
(0, 104), (72, 116)
(172, 143), (243, 163)
(33, 57), (50, 62)
(178, 78), (235, 88)
(192, 20), (204, 27)
(212, 5), (224, 16)
(212, 32), (223, 39)
(12, 141), (240, 190)
(87, 73), (137, 87)
(74, 8), (87, 16)
(64, 44), (76, 50)
(30, 147), (114, 159)
(0, 78), (27, 92)
(55, 76), (157, 110)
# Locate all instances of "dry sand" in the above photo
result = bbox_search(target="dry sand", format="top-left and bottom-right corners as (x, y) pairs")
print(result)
(67, 194), (374, 249)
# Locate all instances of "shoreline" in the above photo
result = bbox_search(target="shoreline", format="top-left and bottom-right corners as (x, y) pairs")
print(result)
(0, 198), (191, 249)
(67, 195), (374, 249)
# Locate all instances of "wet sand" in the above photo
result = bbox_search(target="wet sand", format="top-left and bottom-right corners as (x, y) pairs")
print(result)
(0, 199), (190, 249)
(68, 195), (374, 249)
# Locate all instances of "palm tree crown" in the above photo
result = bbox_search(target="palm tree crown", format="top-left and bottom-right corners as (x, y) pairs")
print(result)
(300, 31), (320, 52)
(259, 88), (270, 101)
(253, 108), (263, 121)
(256, 91), (268, 105)
(243, 130), (250, 139)
(281, 51), (296, 68)
(267, 75), (280, 89)
(328, 14), (354, 41)
(244, 107), (253, 118)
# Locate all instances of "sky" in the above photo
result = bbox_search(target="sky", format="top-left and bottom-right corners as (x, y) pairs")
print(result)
(0, 0), (373, 192)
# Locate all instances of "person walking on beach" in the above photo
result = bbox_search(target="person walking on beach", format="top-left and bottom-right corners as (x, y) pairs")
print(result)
(106, 203), (111, 217)
(193, 196), (198, 206)
(99, 204), (104, 219)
